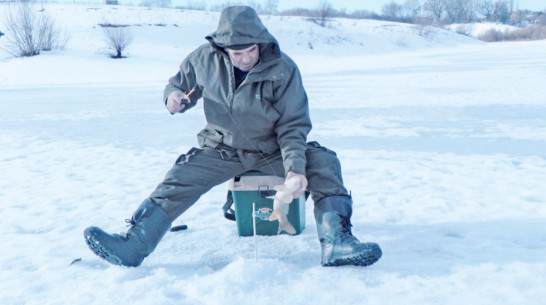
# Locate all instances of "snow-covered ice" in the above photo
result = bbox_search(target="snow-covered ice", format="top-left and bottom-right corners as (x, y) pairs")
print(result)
(1, 4), (545, 305)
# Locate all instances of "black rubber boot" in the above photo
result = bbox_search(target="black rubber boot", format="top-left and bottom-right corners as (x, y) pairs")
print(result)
(84, 200), (171, 267)
(314, 196), (382, 267)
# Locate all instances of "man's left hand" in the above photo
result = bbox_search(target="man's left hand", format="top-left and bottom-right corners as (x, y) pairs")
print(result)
(286, 171), (307, 198)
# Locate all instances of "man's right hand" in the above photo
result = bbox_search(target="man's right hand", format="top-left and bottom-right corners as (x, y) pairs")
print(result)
(166, 91), (188, 114)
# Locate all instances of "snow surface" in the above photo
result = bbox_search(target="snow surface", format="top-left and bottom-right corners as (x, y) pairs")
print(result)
(1, 4), (546, 305)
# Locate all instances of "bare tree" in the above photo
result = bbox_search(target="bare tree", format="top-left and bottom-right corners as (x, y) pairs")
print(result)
(311, 0), (333, 27)
(402, 0), (422, 21)
(382, 1), (403, 20)
(479, 0), (495, 21)
(182, 0), (206, 10)
(443, 0), (475, 23)
(423, 0), (445, 23)
(493, 0), (510, 23)
(510, 9), (526, 26)
(538, 13), (546, 25)
(262, 0), (279, 15)
(102, 25), (133, 59)
(246, 0), (263, 13)
(140, 0), (171, 8)
(37, 13), (69, 51)
(349, 9), (375, 19)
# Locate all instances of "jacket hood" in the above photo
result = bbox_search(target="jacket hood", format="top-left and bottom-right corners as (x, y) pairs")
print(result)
(206, 6), (280, 62)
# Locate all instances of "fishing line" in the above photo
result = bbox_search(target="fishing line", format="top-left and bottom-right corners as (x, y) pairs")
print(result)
(185, 62), (282, 177)
(218, 93), (282, 178)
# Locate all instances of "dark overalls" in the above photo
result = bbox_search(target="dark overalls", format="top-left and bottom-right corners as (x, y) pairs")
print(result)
(148, 141), (350, 221)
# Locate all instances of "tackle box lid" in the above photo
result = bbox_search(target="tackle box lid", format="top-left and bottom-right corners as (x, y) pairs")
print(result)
(228, 171), (284, 191)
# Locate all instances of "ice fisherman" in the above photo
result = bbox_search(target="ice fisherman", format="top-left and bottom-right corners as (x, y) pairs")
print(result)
(84, 6), (382, 267)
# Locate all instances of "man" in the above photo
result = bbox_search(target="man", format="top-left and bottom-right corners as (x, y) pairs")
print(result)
(84, 6), (381, 268)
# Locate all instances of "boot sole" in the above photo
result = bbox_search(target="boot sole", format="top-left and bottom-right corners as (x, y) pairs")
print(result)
(322, 245), (382, 267)
(84, 232), (124, 266)
(323, 253), (380, 267)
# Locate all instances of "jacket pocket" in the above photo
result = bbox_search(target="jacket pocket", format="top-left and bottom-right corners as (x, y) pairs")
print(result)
(197, 128), (224, 148)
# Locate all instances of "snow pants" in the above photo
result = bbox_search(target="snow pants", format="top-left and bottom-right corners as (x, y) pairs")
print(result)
(148, 141), (350, 221)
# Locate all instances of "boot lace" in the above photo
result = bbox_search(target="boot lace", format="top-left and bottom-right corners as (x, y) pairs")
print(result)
(125, 218), (136, 228)
(125, 213), (145, 228)
(122, 218), (142, 239)
(339, 215), (353, 238)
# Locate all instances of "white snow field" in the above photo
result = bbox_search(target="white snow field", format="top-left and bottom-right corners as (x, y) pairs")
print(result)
(1, 4), (545, 305)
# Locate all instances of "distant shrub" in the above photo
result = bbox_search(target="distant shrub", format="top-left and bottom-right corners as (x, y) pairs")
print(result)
(2, 2), (68, 57)
(527, 25), (546, 40)
(478, 28), (506, 42)
(478, 25), (546, 42)
(140, 0), (171, 8)
(101, 24), (133, 58)
(98, 22), (130, 28)
(37, 12), (70, 51)
(454, 25), (471, 36)
(175, 0), (207, 11)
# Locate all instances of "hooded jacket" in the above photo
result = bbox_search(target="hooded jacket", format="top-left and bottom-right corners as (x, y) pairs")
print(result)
(163, 6), (311, 175)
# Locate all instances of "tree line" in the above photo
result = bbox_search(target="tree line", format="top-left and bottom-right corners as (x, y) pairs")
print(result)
(378, 0), (543, 26)
(2, 0), (545, 58)
(274, 0), (544, 27)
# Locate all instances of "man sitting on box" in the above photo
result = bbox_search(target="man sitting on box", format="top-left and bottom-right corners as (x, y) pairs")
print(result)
(84, 6), (382, 268)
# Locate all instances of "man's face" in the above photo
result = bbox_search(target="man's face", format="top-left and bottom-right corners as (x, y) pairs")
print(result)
(226, 44), (260, 72)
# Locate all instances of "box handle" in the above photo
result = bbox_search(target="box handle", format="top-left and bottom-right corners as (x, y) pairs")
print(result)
(258, 185), (274, 198)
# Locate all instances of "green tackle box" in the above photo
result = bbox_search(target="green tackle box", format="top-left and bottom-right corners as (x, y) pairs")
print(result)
(228, 171), (306, 236)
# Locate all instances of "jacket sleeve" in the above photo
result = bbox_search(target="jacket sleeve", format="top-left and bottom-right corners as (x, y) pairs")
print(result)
(163, 54), (201, 113)
(273, 64), (312, 176)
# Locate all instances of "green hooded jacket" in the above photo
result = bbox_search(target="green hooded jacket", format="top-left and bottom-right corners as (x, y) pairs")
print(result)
(163, 6), (312, 175)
